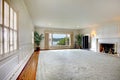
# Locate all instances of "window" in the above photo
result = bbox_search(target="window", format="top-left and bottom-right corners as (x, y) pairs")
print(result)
(49, 33), (71, 46)
(10, 7), (17, 51)
(14, 12), (17, 30)
(4, 28), (9, 53)
(4, 1), (9, 27)
(0, 26), (2, 54)
(0, 0), (18, 55)
(14, 31), (17, 50)
(10, 8), (13, 29)
(0, 0), (2, 55)
(0, 0), (2, 24)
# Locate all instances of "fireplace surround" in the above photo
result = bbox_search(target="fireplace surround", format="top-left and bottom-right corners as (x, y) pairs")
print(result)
(97, 38), (118, 54)
(100, 43), (115, 54)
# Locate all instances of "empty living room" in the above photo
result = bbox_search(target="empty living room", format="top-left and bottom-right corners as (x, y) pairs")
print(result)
(0, 0), (120, 80)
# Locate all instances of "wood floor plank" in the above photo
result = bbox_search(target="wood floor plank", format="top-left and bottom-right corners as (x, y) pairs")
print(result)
(17, 51), (39, 80)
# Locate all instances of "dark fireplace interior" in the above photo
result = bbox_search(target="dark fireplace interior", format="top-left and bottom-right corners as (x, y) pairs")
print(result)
(100, 43), (115, 54)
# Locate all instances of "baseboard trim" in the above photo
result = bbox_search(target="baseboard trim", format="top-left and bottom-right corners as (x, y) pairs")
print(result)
(10, 53), (33, 80)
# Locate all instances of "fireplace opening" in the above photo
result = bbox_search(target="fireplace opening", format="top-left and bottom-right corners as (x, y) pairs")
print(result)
(100, 43), (115, 54)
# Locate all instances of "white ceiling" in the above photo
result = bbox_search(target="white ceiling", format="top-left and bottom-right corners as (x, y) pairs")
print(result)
(24, 0), (120, 29)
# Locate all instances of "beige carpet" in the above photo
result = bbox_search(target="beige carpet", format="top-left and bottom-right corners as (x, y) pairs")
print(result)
(36, 49), (120, 80)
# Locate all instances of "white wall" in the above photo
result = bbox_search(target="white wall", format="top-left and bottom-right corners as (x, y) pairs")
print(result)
(0, 0), (34, 80)
(79, 21), (120, 53)
(35, 27), (79, 49)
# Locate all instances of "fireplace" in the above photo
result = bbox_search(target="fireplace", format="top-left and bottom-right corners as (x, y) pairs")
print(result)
(97, 38), (119, 54)
(100, 43), (115, 54)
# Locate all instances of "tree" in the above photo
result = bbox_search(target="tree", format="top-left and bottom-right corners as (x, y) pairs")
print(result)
(57, 38), (69, 45)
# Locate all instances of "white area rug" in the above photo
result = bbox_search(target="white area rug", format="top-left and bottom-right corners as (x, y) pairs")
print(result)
(36, 49), (120, 80)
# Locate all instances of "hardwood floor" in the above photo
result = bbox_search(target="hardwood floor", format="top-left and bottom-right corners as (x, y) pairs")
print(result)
(17, 51), (39, 80)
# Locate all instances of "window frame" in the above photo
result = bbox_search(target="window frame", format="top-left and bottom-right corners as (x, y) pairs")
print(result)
(0, 0), (18, 55)
(49, 33), (71, 47)
(0, 26), (2, 54)
(0, 0), (3, 55)
(0, 0), (3, 24)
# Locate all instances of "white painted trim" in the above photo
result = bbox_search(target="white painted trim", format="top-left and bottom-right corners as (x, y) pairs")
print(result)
(9, 52), (33, 80)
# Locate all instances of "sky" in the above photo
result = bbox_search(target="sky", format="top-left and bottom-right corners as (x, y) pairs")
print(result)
(53, 34), (66, 38)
